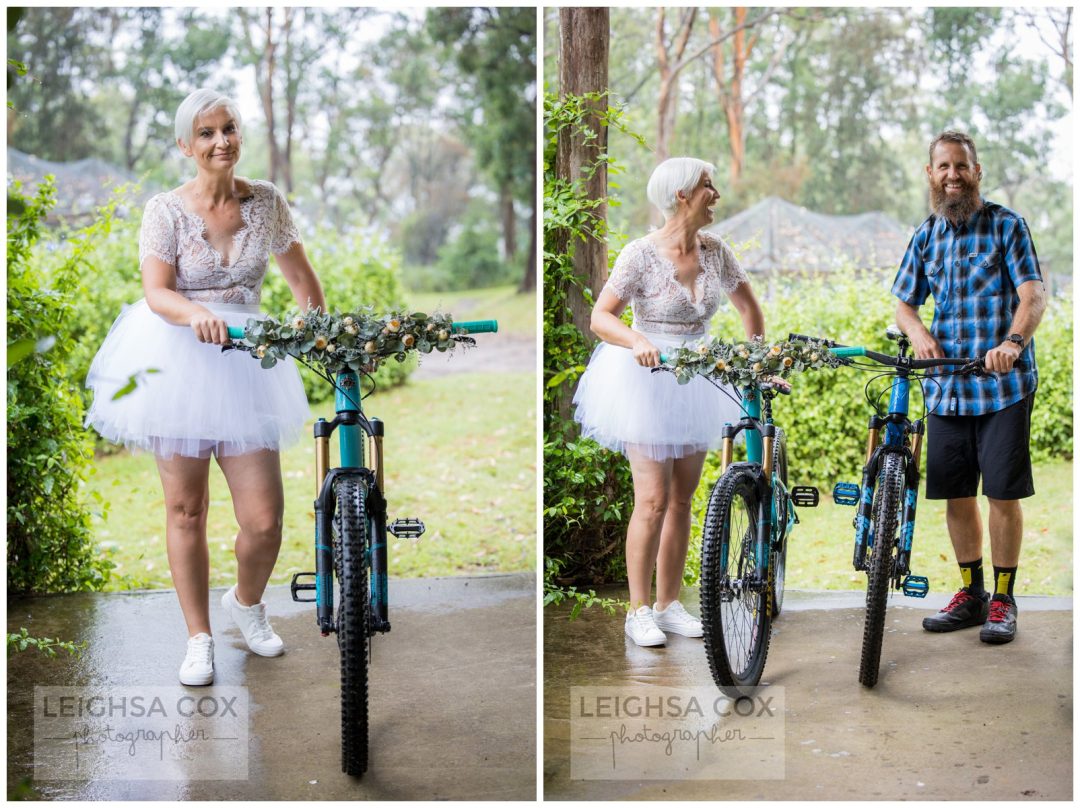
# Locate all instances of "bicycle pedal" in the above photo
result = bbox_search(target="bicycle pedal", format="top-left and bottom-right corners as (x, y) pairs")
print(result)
(388, 517), (425, 539)
(832, 482), (860, 506)
(290, 571), (317, 603)
(790, 486), (819, 507)
(901, 575), (929, 598)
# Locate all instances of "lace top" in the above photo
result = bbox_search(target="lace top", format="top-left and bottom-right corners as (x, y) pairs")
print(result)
(604, 232), (749, 335)
(138, 179), (302, 305)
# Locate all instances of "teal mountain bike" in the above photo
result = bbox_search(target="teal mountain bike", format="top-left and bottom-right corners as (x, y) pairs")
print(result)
(656, 359), (820, 697)
(228, 317), (497, 776)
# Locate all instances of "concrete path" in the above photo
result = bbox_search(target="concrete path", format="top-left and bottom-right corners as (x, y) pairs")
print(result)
(544, 588), (1072, 800)
(8, 573), (536, 800)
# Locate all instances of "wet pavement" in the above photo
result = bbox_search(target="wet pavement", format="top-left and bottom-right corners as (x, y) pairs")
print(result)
(544, 587), (1072, 800)
(8, 573), (536, 800)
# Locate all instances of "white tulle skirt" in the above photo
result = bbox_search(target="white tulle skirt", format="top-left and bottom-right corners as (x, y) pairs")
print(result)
(572, 330), (744, 462)
(85, 300), (309, 459)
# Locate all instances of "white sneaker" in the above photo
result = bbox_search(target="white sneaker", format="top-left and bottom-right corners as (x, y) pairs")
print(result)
(653, 600), (704, 637)
(221, 586), (285, 657)
(625, 606), (667, 647)
(179, 633), (215, 686)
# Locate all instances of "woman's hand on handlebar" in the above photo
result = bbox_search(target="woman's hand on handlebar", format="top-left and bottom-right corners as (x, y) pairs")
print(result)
(631, 335), (661, 367)
(189, 311), (231, 345)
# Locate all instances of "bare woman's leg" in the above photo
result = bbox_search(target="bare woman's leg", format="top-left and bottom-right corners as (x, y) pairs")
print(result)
(655, 451), (707, 609)
(156, 454), (213, 637)
(625, 448), (673, 609)
(216, 449), (285, 606)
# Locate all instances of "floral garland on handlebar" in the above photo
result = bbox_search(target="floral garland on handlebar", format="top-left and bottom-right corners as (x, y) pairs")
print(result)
(237, 307), (472, 373)
(662, 335), (845, 387)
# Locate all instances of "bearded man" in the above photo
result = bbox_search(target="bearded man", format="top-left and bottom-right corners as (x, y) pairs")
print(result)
(892, 130), (1047, 645)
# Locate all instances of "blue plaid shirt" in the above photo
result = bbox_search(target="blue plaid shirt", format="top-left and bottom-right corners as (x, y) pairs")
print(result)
(891, 199), (1042, 416)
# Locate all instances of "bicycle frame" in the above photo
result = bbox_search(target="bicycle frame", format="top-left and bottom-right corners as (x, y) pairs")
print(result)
(718, 388), (786, 585)
(831, 345), (923, 576)
(311, 370), (389, 635)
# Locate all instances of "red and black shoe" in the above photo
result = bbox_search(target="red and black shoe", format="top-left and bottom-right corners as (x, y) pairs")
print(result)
(921, 587), (990, 632)
(979, 597), (1018, 645)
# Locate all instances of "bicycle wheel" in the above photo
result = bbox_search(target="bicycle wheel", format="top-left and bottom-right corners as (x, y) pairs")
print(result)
(859, 452), (904, 688)
(700, 466), (771, 696)
(333, 475), (370, 776)
(770, 428), (789, 617)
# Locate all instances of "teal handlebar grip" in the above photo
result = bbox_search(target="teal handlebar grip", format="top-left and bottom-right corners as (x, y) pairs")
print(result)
(453, 319), (498, 334)
(227, 326), (245, 340)
(830, 346), (865, 358)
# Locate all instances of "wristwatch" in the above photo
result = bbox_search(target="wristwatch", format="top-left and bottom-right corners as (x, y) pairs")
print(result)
(1007, 333), (1025, 349)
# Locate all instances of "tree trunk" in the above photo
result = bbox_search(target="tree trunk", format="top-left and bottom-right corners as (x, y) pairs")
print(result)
(256, 9), (281, 186)
(282, 8), (295, 194)
(557, 7), (610, 342)
(520, 201), (537, 293)
(500, 180), (517, 260)
(654, 9), (696, 167)
(710, 9), (754, 186)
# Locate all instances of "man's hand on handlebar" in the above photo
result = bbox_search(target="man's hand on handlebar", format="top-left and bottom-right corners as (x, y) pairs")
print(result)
(984, 340), (1023, 374)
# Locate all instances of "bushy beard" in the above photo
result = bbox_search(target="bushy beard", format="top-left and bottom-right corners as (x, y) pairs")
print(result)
(930, 174), (982, 225)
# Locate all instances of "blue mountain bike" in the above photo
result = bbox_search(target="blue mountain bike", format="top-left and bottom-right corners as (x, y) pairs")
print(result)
(791, 327), (985, 688)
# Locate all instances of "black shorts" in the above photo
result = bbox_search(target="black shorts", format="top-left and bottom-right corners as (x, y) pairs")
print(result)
(925, 394), (1035, 501)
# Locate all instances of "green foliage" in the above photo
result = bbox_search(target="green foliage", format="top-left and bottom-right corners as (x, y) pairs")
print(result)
(543, 557), (629, 619)
(662, 335), (844, 387)
(6, 627), (87, 658)
(543, 92), (647, 591)
(238, 307), (464, 373)
(1027, 293), (1072, 462)
(7, 180), (114, 594)
(411, 215), (515, 292)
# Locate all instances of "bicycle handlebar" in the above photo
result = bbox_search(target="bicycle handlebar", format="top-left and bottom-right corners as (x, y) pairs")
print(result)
(452, 319), (498, 334)
(787, 332), (988, 373)
(225, 318), (499, 342)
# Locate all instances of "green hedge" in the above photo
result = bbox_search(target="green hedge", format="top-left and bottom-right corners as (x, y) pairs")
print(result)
(8, 181), (114, 594)
(39, 192), (415, 409)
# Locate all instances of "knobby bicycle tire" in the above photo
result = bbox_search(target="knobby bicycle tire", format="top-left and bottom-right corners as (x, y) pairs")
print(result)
(333, 475), (370, 776)
(771, 428), (789, 617)
(859, 452), (904, 688)
(700, 466), (770, 697)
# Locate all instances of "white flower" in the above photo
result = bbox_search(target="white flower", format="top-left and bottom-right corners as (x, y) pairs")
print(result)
(291, 317), (306, 330)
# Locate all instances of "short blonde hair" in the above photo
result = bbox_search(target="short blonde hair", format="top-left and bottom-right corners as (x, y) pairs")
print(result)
(646, 157), (716, 219)
(174, 89), (242, 146)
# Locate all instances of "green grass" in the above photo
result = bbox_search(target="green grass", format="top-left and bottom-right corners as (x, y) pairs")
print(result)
(784, 458), (1072, 596)
(86, 371), (536, 591)
(406, 284), (536, 338)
